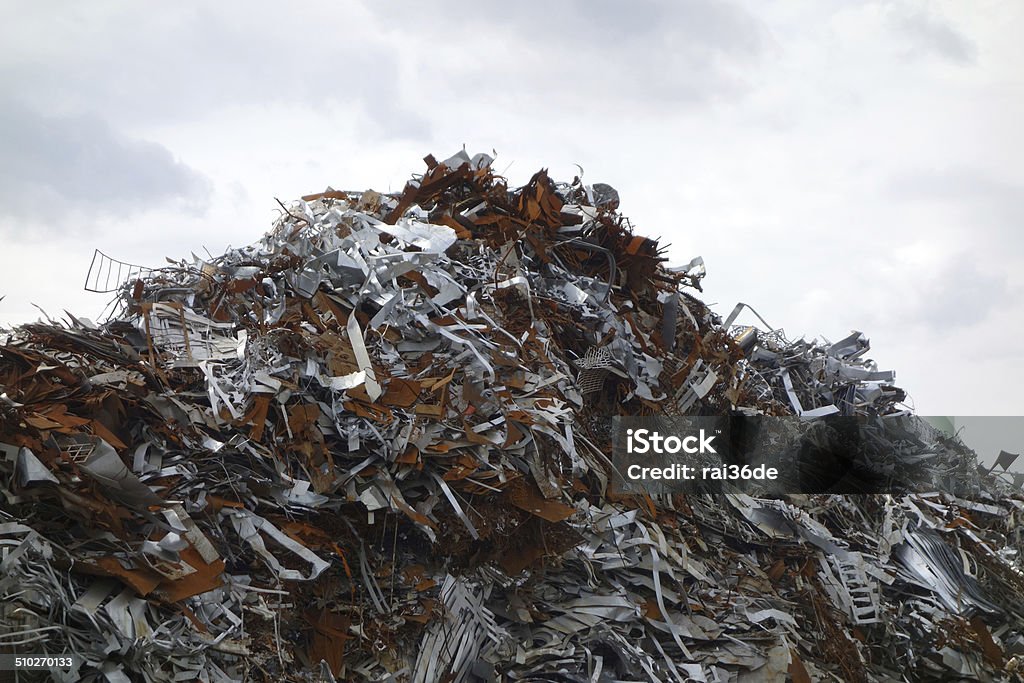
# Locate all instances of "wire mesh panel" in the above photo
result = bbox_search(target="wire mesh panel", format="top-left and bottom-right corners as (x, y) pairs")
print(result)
(574, 345), (615, 394)
(84, 249), (152, 293)
(61, 441), (95, 464)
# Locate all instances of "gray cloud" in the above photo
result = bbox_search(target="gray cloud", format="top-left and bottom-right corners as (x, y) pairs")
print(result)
(364, 0), (768, 108)
(888, 166), (1020, 201)
(889, 7), (976, 64)
(885, 167), (1024, 238)
(0, 99), (210, 228)
(0, 2), (430, 140)
(914, 259), (1010, 331)
(473, 0), (764, 53)
(0, 0), (765, 141)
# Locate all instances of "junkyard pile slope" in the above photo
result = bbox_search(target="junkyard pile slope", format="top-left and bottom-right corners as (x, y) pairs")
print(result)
(1, 150), (1023, 682)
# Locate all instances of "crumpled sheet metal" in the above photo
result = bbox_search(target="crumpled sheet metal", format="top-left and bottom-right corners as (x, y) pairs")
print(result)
(0, 150), (1022, 681)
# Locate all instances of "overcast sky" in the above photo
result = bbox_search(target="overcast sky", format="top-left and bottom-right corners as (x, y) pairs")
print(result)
(2, 1), (1023, 426)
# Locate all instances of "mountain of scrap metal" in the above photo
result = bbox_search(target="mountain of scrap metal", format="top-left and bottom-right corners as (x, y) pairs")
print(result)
(2, 150), (1023, 682)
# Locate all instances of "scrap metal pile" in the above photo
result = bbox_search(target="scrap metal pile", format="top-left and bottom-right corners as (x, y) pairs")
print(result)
(2, 151), (1023, 682)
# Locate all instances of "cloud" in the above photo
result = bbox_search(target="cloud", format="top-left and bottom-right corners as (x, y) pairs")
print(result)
(884, 166), (1024, 246)
(0, 98), (210, 229)
(888, 6), (977, 64)
(463, 0), (765, 55)
(0, 1), (768, 146)
(887, 166), (1021, 203)
(912, 258), (1010, 331)
(361, 0), (769, 110)
(0, 2), (430, 140)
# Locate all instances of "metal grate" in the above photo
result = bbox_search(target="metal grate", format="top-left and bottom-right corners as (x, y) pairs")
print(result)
(84, 249), (152, 293)
(61, 442), (95, 464)
(575, 346), (614, 394)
